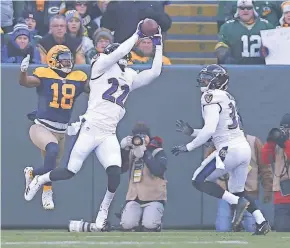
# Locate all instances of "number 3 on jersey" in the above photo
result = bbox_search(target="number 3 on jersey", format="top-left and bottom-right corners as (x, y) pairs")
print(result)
(49, 83), (76, 109)
(102, 78), (129, 108)
(228, 102), (242, 130)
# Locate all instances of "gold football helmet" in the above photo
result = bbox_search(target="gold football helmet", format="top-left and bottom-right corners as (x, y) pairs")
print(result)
(46, 45), (74, 73)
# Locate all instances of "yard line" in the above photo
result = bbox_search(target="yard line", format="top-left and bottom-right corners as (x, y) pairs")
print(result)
(2, 240), (249, 245)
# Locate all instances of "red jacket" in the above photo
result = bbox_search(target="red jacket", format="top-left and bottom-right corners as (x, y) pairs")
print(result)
(261, 140), (290, 204)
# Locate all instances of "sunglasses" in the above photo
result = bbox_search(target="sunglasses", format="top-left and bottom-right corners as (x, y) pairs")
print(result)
(239, 6), (253, 10)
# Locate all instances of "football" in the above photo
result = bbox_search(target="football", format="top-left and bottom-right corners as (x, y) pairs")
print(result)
(140, 18), (158, 37)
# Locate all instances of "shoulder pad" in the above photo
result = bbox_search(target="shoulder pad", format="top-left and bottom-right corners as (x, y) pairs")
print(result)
(66, 70), (88, 82)
(33, 67), (55, 78)
(201, 90), (226, 105)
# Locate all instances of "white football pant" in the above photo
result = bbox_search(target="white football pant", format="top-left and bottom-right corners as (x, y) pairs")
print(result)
(67, 121), (121, 173)
(192, 141), (251, 193)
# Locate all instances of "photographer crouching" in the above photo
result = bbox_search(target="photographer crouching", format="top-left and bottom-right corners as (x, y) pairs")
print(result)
(261, 113), (290, 232)
(119, 122), (168, 232)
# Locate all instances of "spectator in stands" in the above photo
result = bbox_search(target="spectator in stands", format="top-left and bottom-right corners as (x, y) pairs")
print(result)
(22, 11), (42, 44)
(38, 15), (85, 65)
(278, 1), (290, 27)
(13, 1), (25, 25)
(65, 10), (94, 62)
(205, 135), (273, 232)
(260, 2), (290, 59)
(23, 1), (63, 36)
(215, 0), (274, 65)
(254, 1), (282, 27)
(217, 1), (283, 31)
(1, 23), (41, 64)
(86, 27), (113, 64)
(93, 0), (110, 28)
(216, 1), (236, 31)
(73, 1), (99, 39)
(1, 0), (14, 33)
(130, 38), (171, 65)
(101, 1), (172, 43)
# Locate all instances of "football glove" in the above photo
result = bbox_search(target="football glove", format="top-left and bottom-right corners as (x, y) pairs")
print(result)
(151, 26), (162, 46)
(21, 54), (30, 72)
(171, 144), (188, 156)
(176, 120), (194, 136)
(135, 20), (147, 39)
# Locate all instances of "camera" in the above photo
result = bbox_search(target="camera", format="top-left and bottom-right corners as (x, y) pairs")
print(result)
(132, 134), (146, 146)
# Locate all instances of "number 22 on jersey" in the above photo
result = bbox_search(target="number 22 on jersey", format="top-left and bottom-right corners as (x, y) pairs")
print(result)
(102, 78), (130, 108)
(49, 83), (76, 110)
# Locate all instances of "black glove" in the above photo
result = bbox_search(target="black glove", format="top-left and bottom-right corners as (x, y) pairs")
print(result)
(267, 128), (288, 148)
(176, 120), (194, 136)
(171, 144), (188, 156)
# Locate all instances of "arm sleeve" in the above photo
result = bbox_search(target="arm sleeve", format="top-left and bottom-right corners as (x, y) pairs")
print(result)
(191, 129), (202, 137)
(91, 34), (139, 77)
(215, 23), (230, 50)
(131, 45), (163, 91)
(186, 104), (220, 151)
(143, 149), (167, 178)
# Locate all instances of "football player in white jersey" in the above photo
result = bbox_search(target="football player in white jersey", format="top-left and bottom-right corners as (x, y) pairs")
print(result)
(24, 21), (163, 231)
(171, 64), (270, 235)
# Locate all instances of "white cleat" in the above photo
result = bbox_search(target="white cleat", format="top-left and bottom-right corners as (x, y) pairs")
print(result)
(95, 205), (109, 230)
(24, 167), (34, 194)
(24, 176), (43, 201)
(42, 190), (55, 210)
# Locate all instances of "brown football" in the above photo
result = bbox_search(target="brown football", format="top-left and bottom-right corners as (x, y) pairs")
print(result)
(140, 18), (158, 36)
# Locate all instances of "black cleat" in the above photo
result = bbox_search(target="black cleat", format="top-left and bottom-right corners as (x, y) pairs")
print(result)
(252, 221), (271, 235)
(232, 197), (250, 229)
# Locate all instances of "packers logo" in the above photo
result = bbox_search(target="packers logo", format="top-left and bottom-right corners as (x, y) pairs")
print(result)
(204, 93), (213, 103)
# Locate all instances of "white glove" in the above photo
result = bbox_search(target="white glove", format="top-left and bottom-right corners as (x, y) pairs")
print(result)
(120, 136), (133, 150)
(21, 54), (30, 72)
(133, 144), (147, 158)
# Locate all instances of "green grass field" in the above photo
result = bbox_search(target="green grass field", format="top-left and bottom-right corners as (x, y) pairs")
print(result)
(1, 230), (290, 248)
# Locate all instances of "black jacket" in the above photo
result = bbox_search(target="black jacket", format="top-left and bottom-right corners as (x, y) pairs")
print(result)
(101, 1), (172, 43)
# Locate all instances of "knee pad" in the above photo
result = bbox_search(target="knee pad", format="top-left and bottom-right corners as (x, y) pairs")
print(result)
(106, 165), (121, 193)
(45, 142), (59, 157)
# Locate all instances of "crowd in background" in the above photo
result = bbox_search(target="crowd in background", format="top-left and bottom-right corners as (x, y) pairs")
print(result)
(1, 0), (172, 65)
(1, 0), (290, 65)
(216, 0), (290, 64)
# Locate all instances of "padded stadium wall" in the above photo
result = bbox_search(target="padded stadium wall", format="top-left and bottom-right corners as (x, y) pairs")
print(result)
(1, 65), (289, 229)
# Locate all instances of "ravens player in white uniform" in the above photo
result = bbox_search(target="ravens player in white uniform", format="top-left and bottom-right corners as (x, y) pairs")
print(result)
(172, 64), (270, 235)
(24, 21), (163, 230)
